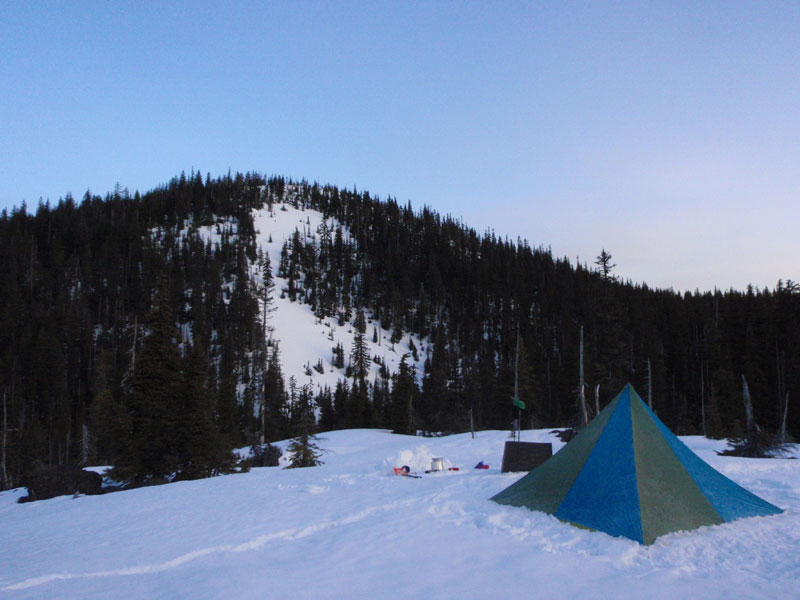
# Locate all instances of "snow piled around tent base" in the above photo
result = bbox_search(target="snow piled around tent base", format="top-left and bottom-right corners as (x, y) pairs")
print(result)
(1, 429), (798, 600)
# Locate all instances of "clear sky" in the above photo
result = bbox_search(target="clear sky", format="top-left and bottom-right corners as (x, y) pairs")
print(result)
(2, 2), (798, 292)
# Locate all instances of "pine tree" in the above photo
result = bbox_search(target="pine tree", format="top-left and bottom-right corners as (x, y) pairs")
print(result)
(216, 360), (241, 449)
(115, 276), (184, 481)
(286, 384), (323, 468)
(89, 351), (131, 466)
(333, 379), (349, 429)
(317, 386), (336, 431)
(420, 325), (452, 432)
(346, 379), (369, 429)
(263, 342), (288, 442)
(332, 341), (345, 369)
(595, 249), (616, 281)
(259, 250), (276, 335)
(390, 355), (416, 434)
(350, 310), (370, 381)
(180, 339), (234, 479)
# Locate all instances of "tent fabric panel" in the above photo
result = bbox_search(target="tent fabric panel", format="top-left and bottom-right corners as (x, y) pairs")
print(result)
(556, 388), (644, 543)
(645, 402), (783, 521)
(490, 392), (619, 513)
(629, 392), (723, 544)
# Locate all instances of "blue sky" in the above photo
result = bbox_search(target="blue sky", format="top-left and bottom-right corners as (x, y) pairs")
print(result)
(1, 2), (798, 292)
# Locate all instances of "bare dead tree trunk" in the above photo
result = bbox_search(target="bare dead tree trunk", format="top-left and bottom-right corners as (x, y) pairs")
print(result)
(780, 392), (789, 444)
(1, 390), (8, 490)
(260, 381), (266, 446)
(131, 316), (138, 373)
(579, 386), (588, 426)
(514, 331), (521, 441)
(81, 424), (90, 466)
(700, 362), (706, 437)
(742, 375), (760, 435)
(594, 384), (600, 416)
(776, 339), (785, 431)
(579, 325), (584, 403)
(578, 326), (588, 425)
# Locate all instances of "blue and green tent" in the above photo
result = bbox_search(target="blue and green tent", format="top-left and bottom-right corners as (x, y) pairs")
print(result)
(491, 384), (782, 544)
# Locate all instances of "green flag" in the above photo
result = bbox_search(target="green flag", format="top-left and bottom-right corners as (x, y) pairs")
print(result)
(513, 396), (525, 410)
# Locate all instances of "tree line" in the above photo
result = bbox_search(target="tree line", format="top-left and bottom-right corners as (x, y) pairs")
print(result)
(0, 171), (797, 489)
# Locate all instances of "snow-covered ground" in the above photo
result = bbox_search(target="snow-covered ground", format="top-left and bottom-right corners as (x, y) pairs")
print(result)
(1, 430), (798, 599)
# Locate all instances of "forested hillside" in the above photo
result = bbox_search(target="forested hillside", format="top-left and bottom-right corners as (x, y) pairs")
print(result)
(1, 171), (797, 489)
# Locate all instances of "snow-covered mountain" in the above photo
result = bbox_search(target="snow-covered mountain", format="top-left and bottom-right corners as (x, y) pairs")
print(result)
(5, 172), (797, 490)
(1, 430), (797, 599)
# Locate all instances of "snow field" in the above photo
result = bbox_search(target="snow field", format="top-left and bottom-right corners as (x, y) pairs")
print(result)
(1, 429), (798, 599)
(250, 201), (427, 392)
(179, 197), (426, 397)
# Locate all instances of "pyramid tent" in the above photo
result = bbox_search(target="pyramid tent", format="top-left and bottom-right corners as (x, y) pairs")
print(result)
(491, 384), (782, 544)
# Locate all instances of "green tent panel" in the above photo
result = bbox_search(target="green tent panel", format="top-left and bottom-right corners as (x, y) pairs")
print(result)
(491, 384), (782, 544)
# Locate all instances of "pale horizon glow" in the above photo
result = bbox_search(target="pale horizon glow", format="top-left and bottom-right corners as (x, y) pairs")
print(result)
(1, 2), (798, 293)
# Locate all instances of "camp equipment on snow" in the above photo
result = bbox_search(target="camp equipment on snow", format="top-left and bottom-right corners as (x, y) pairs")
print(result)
(393, 466), (421, 478)
(491, 384), (783, 545)
(500, 441), (552, 473)
(430, 457), (444, 472)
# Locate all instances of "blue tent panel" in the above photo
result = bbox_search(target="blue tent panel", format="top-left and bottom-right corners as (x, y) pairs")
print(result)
(556, 388), (644, 543)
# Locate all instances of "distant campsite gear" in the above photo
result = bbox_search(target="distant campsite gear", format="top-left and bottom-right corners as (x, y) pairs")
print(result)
(491, 384), (783, 545)
(500, 442), (553, 473)
(430, 457), (444, 472)
(393, 466), (421, 478)
(475, 461), (490, 470)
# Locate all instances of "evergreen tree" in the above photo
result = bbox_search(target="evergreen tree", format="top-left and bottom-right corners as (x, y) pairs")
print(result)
(317, 386), (336, 432)
(420, 325), (454, 432)
(346, 379), (368, 429)
(333, 379), (349, 430)
(263, 342), (289, 442)
(180, 339), (234, 478)
(259, 250), (276, 334)
(89, 351), (131, 466)
(595, 249), (616, 281)
(286, 384), (323, 468)
(332, 341), (345, 369)
(115, 276), (184, 481)
(350, 310), (370, 381)
(216, 361), (241, 449)
(390, 355), (417, 435)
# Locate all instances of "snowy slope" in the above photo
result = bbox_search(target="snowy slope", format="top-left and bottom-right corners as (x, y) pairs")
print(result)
(185, 196), (427, 393)
(1, 431), (798, 599)
(251, 201), (426, 391)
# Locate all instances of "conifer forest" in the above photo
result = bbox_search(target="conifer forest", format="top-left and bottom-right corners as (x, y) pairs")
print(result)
(1, 172), (797, 488)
